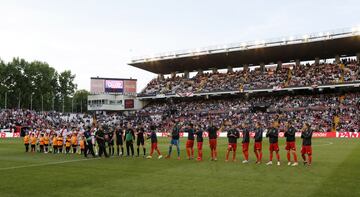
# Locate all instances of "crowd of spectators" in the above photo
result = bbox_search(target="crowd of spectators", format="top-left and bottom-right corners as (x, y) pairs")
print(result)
(336, 93), (360, 132)
(0, 109), (92, 130)
(0, 92), (358, 133)
(139, 93), (360, 132)
(141, 60), (360, 96)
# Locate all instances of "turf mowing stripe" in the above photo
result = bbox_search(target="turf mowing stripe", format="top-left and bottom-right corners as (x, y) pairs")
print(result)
(0, 158), (99, 171)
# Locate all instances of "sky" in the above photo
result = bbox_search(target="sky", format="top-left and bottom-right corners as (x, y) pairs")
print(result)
(0, 0), (359, 92)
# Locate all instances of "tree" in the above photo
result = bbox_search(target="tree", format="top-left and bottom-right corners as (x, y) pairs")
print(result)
(24, 61), (59, 111)
(73, 89), (89, 113)
(3, 58), (28, 109)
(0, 57), (78, 112)
(59, 70), (77, 112)
(0, 59), (7, 108)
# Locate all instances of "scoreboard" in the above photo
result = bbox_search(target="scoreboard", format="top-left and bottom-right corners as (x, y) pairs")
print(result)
(90, 77), (137, 95)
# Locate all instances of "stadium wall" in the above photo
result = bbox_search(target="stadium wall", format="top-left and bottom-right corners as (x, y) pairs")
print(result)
(155, 132), (359, 138)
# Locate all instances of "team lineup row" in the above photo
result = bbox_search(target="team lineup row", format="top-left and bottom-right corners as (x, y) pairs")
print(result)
(23, 120), (314, 166)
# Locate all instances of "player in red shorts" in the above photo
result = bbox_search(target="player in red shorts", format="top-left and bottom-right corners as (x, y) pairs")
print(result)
(284, 121), (298, 166)
(241, 123), (250, 164)
(207, 121), (219, 161)
(301, 123), (313, 166)
(253, 122), (263, 164)
(225, 123), (240, 162)
(185, 123), (195, 160)
(146, 125), (163, 159)
(266, 121), (281, 166)
(195, 124), (204, 161)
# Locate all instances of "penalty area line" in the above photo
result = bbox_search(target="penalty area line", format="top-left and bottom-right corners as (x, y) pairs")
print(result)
(0, 158), (99, 171)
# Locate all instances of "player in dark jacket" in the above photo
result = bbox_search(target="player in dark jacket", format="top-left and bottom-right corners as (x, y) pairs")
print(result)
(115, 124), (124, 156)
(225, 124), (240, 162)
(301, 123), (313, 166)
(208, 121), (222, 161)
(146, 125), (163, 159)
(241, 123), (250, 164)
(107, 127), (115, 156)
(185, 123), (195, 160)
(253, 122), (263, 164)
(195, 124), (204, 161)
(96, 125), (109, 158)
(266, 121), (281, 166)
(285, 121), (298, 166)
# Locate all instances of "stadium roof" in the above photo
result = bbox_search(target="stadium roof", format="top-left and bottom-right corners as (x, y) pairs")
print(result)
(129, 27), (360, 74)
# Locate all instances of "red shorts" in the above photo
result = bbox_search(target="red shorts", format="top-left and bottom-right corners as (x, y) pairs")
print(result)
(197, 142), (203, 150)
(228, 143), (237, 151)
(209, 139), (217, 150)
(186, 140), (194, 148)
(151, 143), (158, 149)
(242, 143), (249, 152)
(269, 143), (279, 152)
(285, 141), (296, 151)
(301, 146), (312, 155)
(254, 142), (262, 151)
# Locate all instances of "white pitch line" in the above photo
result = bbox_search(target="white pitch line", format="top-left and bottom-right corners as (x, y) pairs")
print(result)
(312, 141), (334, 147)
(0, 158), (99, 171)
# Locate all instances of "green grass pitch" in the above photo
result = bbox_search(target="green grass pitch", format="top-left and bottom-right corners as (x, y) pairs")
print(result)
(0, 137), (360, 197)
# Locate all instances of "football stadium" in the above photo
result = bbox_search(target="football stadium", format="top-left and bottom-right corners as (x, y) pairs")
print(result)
(1, 1), (360, 197)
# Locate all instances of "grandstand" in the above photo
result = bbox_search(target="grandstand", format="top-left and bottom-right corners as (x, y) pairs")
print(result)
(129, 28), (360, 132)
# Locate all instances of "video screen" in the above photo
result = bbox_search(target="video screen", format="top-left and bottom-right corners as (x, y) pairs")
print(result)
(104, 80), (123, 93)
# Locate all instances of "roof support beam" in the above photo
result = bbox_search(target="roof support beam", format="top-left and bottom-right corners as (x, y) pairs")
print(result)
(157, 74), (164, 80)
(184, 70), (189, 79)
(335, 55), (341, 64)
(295, 59), (300, 68)
(315, 57), (320, 65)
(243, 64), (249, 71)
(260, 63), (265, 72)
(277, 61), (282, 70)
